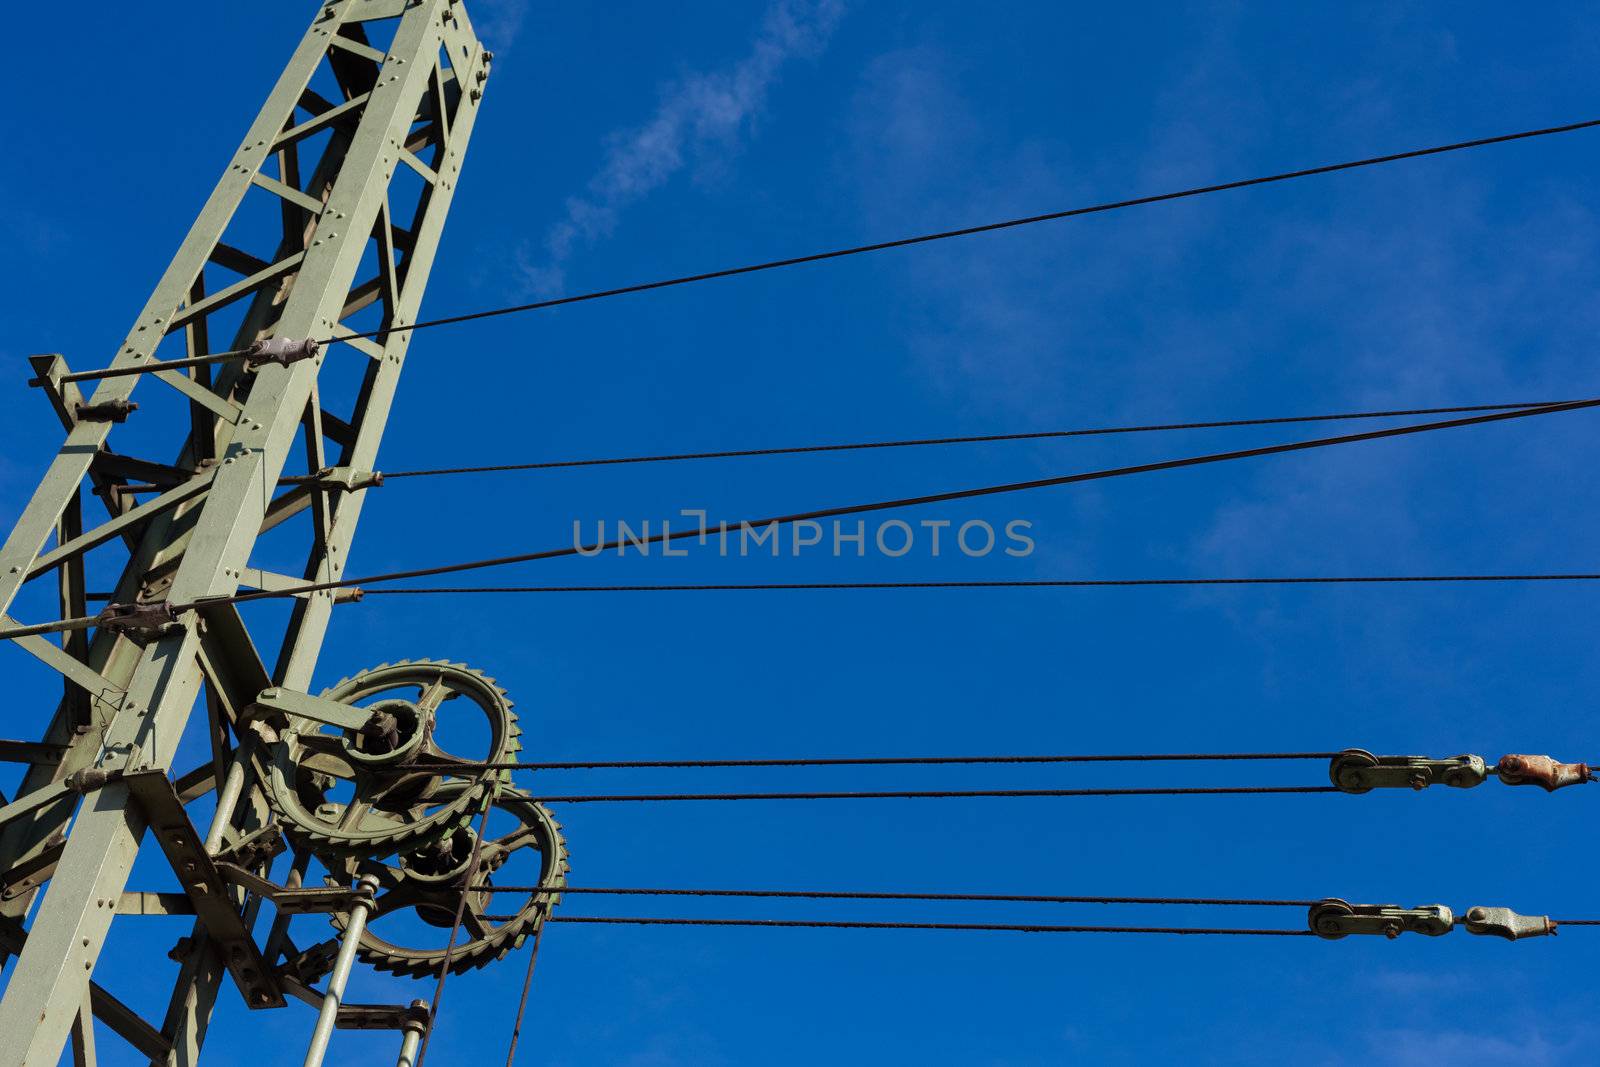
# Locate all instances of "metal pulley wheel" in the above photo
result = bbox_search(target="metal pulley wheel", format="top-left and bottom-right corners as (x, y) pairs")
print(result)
(327, 785), (568, 978)
(262, 660), (521, 858)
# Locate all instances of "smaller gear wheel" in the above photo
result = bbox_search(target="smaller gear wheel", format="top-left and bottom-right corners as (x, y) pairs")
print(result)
(262, 660), (521, 859)
(329, 786), (568, 978)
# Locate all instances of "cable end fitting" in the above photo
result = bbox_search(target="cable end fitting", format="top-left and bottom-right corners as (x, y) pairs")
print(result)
(1461, 906), (1556, 940)
(1496, 754), (1592, 792)
(97, 600), (180, 642)
(64, 767), (124, 794)
(245, 337), (320, 368)
(75, 399), (138, 423)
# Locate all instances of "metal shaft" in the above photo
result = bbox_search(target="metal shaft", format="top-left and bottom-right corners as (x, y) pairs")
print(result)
(203, 751), (249, 855)
(397, 1003), (429, 1067)
(303, 874), (381, 1067)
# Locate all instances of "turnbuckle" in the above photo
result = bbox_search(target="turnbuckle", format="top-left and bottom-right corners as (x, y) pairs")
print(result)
(1328, 750), (1485, 792)
(1308, 899), (1555, 940)
(1308, 899), (1454, 939)
(1329, 749), (1592, 793)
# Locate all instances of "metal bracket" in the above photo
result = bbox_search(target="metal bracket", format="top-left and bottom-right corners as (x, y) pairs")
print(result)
(120, 771), (285, 1009)
(1460, 906), (1556, 940)
(215, 862), (360, 916)
(248, 687), (374, 733)
(1308, 898), (1454, 939)
(245, 337), (320, 368)
(211, 822), (288, 871)
(1496, 754), (1592, 792)
(0, 740), (68, 766)
(335, 1000), (430, 1032)
(1328, 749), (1488, 793)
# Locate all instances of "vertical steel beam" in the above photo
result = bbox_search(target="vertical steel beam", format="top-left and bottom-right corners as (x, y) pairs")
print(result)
(0, 2), (490, 1063)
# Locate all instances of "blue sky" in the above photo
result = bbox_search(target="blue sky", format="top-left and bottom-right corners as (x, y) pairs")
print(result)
(4, 1), (1600, 1064)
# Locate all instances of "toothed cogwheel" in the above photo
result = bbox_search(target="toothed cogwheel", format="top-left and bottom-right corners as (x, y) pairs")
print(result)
(329, 785), (569, 978)
(262, 660), (521, 859)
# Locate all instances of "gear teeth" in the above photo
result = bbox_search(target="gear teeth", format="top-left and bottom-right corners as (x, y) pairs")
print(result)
(336, 789), (567, 979)
(267, 660), (522, 861)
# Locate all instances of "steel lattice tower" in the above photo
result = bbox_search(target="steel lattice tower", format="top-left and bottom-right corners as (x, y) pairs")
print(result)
(0, 2), (501, 1063)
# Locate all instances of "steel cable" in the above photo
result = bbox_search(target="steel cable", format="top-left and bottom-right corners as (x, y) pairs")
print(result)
(172, 398), (1600, 612)
(544, 916), (1314, 935)
(376, 401), (1570, 478)
(326, 118), (1600, 343)
(473, 886), (1321, 907)
(522, 786), (1339, 803)
(410, 751), (1340, 772)
(415, 806), (491, 1067)
(364, 574), (1600, 597)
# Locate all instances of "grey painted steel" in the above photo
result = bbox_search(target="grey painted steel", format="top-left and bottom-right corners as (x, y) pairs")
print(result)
(0, 1), (489, 1063)
(303, 874), (381, 1067)
(397, 1010), (427, 1067)
(204, 756), (248, 855)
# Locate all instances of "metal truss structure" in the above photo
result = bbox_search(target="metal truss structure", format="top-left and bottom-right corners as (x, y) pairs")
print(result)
(0, 2), (497, 1063)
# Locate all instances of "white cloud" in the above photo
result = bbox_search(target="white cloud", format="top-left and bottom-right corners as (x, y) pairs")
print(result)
(472, 0), (529, 52)
(516, 0), (846, 297)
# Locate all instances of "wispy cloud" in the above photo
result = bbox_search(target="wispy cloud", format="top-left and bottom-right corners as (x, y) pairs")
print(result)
(471, 0), (530, 52)
(516, 0), (846, 297)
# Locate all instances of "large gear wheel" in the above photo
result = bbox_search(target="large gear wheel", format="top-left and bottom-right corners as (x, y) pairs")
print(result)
(329, 786), (569, 978)
(262, 660), (521, 859)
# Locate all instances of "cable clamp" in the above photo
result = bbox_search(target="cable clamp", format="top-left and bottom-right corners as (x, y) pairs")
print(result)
(96, 600), (181, 642)
(1495, 754), (1593, 791)
(1328, 749), (1487, 793)
(310, 466), (383, 493)
(1308, 899), (1454, 939)
(245, 337), (320, 368)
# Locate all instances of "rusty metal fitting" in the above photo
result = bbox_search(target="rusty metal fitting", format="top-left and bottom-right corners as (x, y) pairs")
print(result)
(1495, 754), (1593, 792)
(64, 767), (122, 794)
(75, 398), (138, 423)
(1307, 899), (1454, 940)
(96, 600), (180, 641)
(1461, 906), (1556, 940)
(245, 337), (320, 368)
(333, 587), (364, 605)
(1328, 749), (1488, 793)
